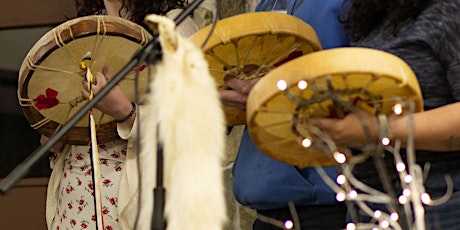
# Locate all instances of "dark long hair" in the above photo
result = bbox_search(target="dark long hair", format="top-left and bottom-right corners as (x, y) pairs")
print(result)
(341, 0), (431, 42)
(75, 0), (187, 26)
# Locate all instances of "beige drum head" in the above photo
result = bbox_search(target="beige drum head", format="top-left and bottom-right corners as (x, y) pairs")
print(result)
(18, 15), (152, 145)
(189, 12), (322, 125)
(247, 47), (424, 168)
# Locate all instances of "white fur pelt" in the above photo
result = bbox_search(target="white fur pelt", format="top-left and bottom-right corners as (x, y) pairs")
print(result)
(138, 15), (227, 230)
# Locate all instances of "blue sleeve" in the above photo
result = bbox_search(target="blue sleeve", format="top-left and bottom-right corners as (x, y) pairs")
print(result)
(256, 0), (350, 48)
(289, 0), (349, 48)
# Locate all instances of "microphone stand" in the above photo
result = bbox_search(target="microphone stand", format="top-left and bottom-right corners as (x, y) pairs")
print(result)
(0, 3), (205, 224)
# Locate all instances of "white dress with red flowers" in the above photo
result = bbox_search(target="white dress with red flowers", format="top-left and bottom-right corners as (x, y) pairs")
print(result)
(49, 139), (127, 230)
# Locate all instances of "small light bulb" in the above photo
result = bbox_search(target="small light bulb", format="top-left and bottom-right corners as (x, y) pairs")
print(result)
(349, 190), (358, 199)
(298, 80), (308, 90)
(336, 192), (346, 202)
(393, 103), (403, 115)
(346, 223), (356, 230)
(381, 220), (390, 228)
(374, 210), (382, 218)
(334, 152), (347, 164)
(277, 80), (287, 91)
(399, 195), (408, 204)
(421, 193), (432, 205)
(301, 138), (312, 148)
(336, 174), (346, 185)
(381, 137), (390, 145)
(403, 189), (411, 197)
(396, 162), (406, 172)
(284, 220), (294, 229)
(390, 212), (399, 221)
(404, 175), (413, 183)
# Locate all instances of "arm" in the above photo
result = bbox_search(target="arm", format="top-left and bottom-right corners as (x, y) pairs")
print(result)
(309, 102), (460, 152)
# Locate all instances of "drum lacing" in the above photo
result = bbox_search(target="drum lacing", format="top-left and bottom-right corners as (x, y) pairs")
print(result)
(24, 56), (75, 74)
(207, 34), (303, 82)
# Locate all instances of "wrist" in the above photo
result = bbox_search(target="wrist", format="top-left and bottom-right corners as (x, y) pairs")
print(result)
(116, 102), (136, 123)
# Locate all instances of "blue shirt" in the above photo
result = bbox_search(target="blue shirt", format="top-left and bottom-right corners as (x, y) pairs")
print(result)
(232, 0), (350, 210)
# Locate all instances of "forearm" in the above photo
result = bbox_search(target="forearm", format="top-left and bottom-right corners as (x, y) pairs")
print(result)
(117, 103), (143, 140)
(390, 102), (460, 151)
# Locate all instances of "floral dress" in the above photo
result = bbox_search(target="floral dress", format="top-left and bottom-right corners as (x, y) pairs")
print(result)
(50, 139), (127, 230)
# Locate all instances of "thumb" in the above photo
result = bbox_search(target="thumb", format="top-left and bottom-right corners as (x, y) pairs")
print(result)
(102, 66), (110, 80)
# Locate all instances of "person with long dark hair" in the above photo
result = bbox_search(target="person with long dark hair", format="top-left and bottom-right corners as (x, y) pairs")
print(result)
(41, 1), (202, 229)
(310, 0), (460, 228)
(223, 0), (350, 229)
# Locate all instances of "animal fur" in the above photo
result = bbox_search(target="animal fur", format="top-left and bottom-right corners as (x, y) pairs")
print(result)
(139, 15), (227, 229)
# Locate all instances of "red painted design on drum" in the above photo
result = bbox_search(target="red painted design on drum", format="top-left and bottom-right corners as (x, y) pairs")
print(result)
(33, 88), (60, 110)
(131, 63), (147, 72)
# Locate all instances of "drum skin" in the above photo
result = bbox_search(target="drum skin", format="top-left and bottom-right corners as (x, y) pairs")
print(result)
(189, 12), (322, 125)
(247, 47), (424, 168)
(18, 15), (152, 145)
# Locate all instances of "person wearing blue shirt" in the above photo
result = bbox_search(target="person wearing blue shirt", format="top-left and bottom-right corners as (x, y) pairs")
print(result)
(220, 0), (350, 229)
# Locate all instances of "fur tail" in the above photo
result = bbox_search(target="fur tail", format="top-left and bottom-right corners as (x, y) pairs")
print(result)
(141, 14), (227, 230)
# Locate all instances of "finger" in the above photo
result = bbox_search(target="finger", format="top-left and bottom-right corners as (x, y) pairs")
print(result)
(219, 89), (247, 110)
(95, 72), (107, 86)
(81, 80), (90, 91)
(224, 76), (259, 94)
(81, 89), (90, 99)
(102, 66), (110, 80)
(306, 118), (331, 134)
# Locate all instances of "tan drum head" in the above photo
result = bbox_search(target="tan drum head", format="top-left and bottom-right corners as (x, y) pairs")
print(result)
(18, 15), (152, 145)
(189, 12), (322, 125)
(247, 47), (424, 168)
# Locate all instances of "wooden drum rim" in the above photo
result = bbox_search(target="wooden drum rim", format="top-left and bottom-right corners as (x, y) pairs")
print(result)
(247, 47), (424, 168)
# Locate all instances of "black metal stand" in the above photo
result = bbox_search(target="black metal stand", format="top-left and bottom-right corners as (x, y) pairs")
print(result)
(152, 138), (166, 230)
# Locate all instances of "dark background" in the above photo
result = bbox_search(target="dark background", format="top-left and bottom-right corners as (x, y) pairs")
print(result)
(0, 70), (51, 178)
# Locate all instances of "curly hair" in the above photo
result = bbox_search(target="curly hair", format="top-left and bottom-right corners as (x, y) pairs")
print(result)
(75, 0), (187, 26)
(341, 0), (431, 42)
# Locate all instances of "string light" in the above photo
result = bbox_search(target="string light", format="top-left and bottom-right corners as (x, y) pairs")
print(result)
(336, 174), (346, 185)
(284, 220), (294, 229)
(393, 103), (403, 115)
(404, 175), (413, 183)
(333, 151), (347, 164)
(277, 80), (287, 91)
(283, 95), (427, 229)
(374, 210), (382, 218)
(346, 223), (356, 230)
(390, 212), (399, 221)
(381, 220), (390, 228)
(399, 195), (408, 204)
(297, 80), (308, 90)
(301, 138), (312, 148)
(396, 162), (406, 172)
(403, 189), (411, 197)
(336, 192), (346, 202)
(349, 190), (358, 199)
(381, 137), (390, 145)
(421, 193), (432, 205)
